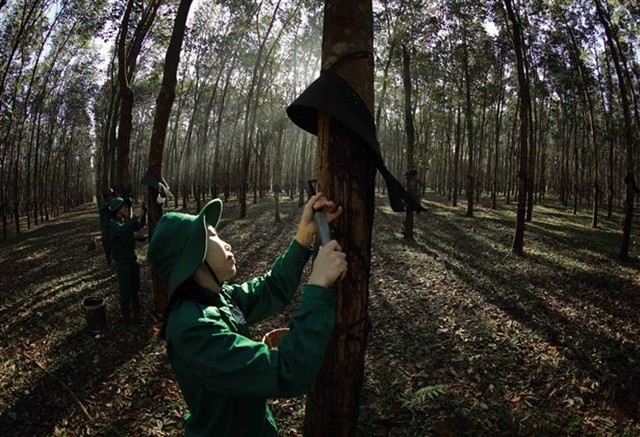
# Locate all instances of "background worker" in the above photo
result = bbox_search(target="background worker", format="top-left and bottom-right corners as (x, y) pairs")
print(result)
(109, 197), (147, 326)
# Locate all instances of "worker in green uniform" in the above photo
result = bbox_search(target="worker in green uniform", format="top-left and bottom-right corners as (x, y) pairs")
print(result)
(99, 188), (117, 265)
(148, 193), (346, 437)
(109, 197), (147, 325)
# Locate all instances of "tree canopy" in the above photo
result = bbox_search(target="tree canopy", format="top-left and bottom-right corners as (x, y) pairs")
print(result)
(1, 0), (638, 245)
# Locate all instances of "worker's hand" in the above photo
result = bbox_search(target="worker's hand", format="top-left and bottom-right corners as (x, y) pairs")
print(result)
(308, 240), (348, 288)
(295, 192), (342, 246)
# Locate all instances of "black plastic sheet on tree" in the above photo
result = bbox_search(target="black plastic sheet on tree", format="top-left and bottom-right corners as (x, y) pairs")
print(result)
(287, 68), (425, 212)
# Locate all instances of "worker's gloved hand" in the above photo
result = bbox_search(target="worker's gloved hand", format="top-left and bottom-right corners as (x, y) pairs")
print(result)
(308, 240), (347, 288)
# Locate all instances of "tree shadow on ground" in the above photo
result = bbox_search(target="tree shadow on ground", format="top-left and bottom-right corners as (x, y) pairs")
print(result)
(0, 206), (105, 308)
(0, 204), (156, 436)
(367, 198), (639, 434)
(3, 197), (639, 436)
(0, 325), (152, 436)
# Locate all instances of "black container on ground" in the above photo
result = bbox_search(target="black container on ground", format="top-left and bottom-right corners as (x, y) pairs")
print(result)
(82, 296), (108, 333)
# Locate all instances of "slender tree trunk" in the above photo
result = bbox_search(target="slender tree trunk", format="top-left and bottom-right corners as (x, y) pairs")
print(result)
(463, 33), (474, 217)
(147, 0), (193, 316)
(444, 104), (453, 200)
(115, 0), (135, 193)
(452, 106), (461, 207)
(273, 120), (286, 222)
(572, 105), (579, 215)
(476, 87), (487, 204)
(115, 0), (161, 195)
(375, 39), (396, 129)
(594, 0), (637, 261)
(503, 0), (530, 256)
(402, 44), (415, 240)
(596, 50), (616, 218)
(297, 138), (307, 207)
(505, 99), (518, 204)
(492, 67), (504, 209)
(526, 67), (536, 222)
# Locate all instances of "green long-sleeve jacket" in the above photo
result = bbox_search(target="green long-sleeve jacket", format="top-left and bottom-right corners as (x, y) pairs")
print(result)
(165, 240), (336, 437)
(109, 213), (146, 264)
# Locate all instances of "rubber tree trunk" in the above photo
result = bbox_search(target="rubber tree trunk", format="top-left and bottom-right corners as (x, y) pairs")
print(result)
(116, 0), (161, 195)
(402, 44), (415, 240)
(303, 1), (376, 435)
(452, 106), (462, 207)
(491, 66), (504, 209)
(115, 0), (135, 193)
(463, 29), (475, 217)
(147, 0), (193, 316)
(504, 0), (531, 256)
(594, 0), (637, 261)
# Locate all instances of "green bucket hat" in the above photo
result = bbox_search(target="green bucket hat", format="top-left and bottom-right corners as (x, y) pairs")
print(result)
(108, 197), (125, 213)
(148, 199), (222, 299)
(102, 187), (116, 198)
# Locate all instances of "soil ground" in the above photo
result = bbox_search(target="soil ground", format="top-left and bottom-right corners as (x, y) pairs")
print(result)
(1, 193), (639, 436)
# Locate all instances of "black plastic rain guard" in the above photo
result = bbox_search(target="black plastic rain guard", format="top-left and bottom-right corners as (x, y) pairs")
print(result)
(287, 68), (425, 212)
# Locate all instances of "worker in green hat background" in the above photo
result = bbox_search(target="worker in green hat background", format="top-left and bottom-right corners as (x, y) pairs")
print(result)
(148, 193), (346, 437)
(109, 197), (147, 326)
(99, 188), (117, 265)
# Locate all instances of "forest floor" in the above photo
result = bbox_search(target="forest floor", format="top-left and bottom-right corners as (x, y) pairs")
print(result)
(1, 192), (639, 436)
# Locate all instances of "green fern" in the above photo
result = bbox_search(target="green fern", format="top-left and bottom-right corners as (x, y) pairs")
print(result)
(401, 384), (447, 410)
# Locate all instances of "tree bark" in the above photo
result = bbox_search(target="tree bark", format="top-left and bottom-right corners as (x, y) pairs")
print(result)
(503, 0), (530, 256)
(147, 0), (194, 316)
(594, 0), (637, 261)
(463, 30), (474, 217)
(492, 65), (504, 209)
(114, 0), (134, 193)
(402, 44), (416, 240)
(525, 61), (536, 223)
(115, 0), (161, 194)
(593, 48), (616, 218)
(452, 105), (462, 206)
(303, 1), (375, 435)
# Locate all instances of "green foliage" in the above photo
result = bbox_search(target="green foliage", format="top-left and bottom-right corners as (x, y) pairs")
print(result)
(401, 384), (447, 411)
